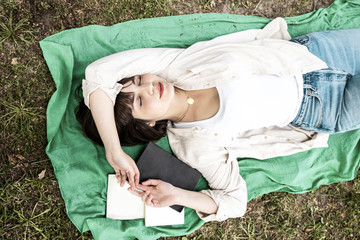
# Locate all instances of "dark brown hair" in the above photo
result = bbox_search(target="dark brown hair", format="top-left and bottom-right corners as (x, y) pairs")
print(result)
(76, 77), (168, 146)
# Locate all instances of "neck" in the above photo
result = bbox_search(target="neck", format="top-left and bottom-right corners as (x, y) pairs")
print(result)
(170, 88), (194, 122)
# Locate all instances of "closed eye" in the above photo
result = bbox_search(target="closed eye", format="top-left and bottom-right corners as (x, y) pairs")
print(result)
(137, 76), (143, 106)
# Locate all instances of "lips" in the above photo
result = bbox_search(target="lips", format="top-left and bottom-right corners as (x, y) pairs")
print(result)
(158, 82), (164, 98)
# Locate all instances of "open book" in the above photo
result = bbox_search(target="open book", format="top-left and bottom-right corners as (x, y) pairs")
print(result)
(106, 175), (184, 227)
(106, 142), (202, 227)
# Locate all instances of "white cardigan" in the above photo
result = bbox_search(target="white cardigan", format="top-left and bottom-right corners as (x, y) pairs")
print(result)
(83, 17), (327, 106)
(82, 18), (329, 221)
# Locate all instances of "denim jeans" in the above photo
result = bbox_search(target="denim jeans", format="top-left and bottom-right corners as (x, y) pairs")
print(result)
(290, 29), (360, 133)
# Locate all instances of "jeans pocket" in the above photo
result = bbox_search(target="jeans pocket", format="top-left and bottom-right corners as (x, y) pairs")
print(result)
(293, 84), (323, 129)
(290, 35), (311, 47)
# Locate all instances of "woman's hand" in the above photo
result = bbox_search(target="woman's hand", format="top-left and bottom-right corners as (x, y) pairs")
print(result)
(106, 150), (140, 189)
(129, 179), (218, 215)
(129, 179), (179, 207)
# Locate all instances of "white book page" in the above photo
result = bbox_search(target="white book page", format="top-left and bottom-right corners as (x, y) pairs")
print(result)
(145, 206), (184, 227)
(107, 174), (185, 226)
(106, 175), (144, 220)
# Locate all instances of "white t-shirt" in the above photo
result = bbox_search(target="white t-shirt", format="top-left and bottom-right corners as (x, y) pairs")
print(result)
(174, 74), (303, 133)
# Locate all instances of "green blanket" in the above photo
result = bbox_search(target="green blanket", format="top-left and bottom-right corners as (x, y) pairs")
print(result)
(40, 0), (360, 239)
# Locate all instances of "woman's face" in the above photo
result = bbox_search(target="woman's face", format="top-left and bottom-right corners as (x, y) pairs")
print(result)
(121, 74), (175, 122)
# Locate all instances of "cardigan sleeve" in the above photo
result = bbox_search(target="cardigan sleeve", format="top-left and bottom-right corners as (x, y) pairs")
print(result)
(195, 150), (248, 222)
(168, 129), (248, 222)
(82, 47), (182, 108)
(167, 124), (328, 221)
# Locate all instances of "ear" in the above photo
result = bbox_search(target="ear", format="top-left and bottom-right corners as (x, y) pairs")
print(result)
(148, 121), (156, 127)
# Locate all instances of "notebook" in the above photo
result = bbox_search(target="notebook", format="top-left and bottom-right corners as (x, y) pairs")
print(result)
(106, 142), (202, 226)
(137, 142), (202, 212)
(106, 175), (184, 227)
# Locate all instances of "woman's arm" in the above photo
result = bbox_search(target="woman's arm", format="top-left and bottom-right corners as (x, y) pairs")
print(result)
(83, 48), (182, 109)
(89, 89), (139, 188)
(84, 49), (182, 188)
(128, 138), (248, 221)
(130, 179), (218, 215)
(167, 130), (248, 221)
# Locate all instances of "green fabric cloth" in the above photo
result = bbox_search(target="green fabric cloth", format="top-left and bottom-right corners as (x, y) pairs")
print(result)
(40, 0), (360, 239)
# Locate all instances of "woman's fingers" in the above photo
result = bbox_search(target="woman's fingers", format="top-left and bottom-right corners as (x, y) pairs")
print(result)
(128, 188), (143, 197)
(126, 168), (140, 189)
(115, 169), (121, 182)
(134, 171), (140, 187)
(124, 162), (140, 189)
(129, 163), (140, 187)
(142, 191), (150, 202)
(136, 184), (151, 192)
(126, 171), (135, 189)
(120, 170), (127, 187)
(128, 187), (161, 208)
(116, 167), (139, 189)
(142, 179), (161, 186)
(145, 194), (154, 207)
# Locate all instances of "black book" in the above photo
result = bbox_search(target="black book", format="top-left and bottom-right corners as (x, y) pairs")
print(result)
(137, 142), (202, 212)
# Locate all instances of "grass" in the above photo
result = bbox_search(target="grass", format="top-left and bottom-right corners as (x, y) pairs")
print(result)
(0, 98), (44, 136)
(1, 0), (358, 239)
(0, 11), (35, 47)
(0, 177), (93, 239)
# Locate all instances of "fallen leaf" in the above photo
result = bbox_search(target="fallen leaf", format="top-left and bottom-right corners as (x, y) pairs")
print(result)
(38, 169), (46, 179)
(8, 155), (17, 164)
(15, 154), (25, 160)
(11, 57), (20, 65)
(8, 154), (27, 165)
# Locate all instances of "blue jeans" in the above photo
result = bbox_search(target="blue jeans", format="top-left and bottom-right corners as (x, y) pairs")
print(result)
(290, 29), (360, 133)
